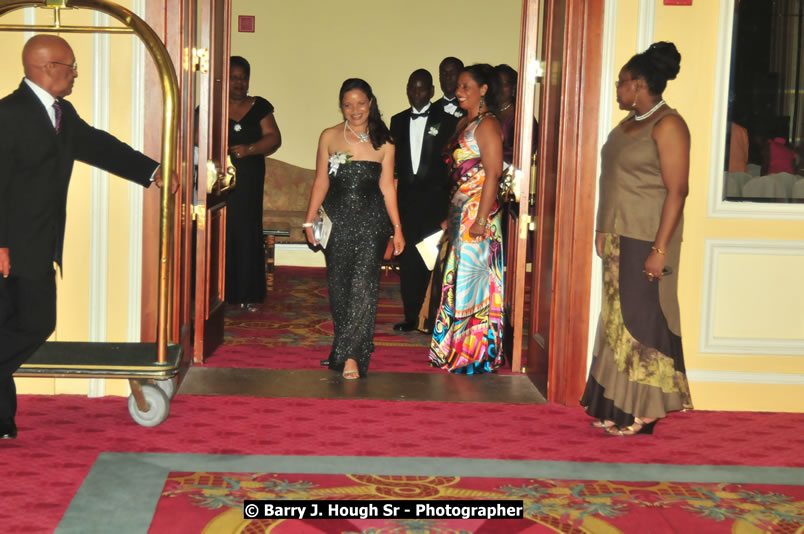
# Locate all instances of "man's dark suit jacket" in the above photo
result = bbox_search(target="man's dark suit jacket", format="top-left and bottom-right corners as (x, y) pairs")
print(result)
(0, 80), (158, 278)
(390, 104), (458, 244)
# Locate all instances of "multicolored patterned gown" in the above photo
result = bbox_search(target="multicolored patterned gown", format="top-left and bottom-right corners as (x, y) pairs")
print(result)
(429, 115), (505, 373)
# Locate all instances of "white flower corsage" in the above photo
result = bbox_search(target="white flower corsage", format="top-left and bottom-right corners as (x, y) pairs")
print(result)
(233, 123), (242, 132)
(328, 151), (351, 176)
(428, 125), (440, 136)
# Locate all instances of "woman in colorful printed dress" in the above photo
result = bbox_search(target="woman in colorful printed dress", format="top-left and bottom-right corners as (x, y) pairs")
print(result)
(581, 42), (693, 436)
(303, 79), (404, 379)
(429, 64), (505, 374)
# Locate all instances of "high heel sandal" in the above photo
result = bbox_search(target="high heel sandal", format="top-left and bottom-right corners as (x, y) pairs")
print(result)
(605, 418), (658, 436)
(342, 359), (360, 380)
(590, 419), (616, 429)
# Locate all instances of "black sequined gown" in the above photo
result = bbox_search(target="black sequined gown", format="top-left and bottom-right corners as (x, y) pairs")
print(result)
(322, 158), (391, 377)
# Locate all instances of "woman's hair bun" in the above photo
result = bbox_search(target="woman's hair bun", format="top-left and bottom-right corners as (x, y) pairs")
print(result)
(647, 41), (681, 81)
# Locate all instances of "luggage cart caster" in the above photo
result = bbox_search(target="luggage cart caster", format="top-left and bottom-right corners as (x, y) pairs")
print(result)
(154, 377), (177, 399)
(128, 380), (170, 427)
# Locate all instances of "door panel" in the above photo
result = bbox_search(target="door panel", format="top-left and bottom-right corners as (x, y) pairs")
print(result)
(142, 0), (193, 357)
(505, 0), (542, 374)
(193, 0), (232, 362)
(525, 0), (603, 403)
(527, 0), (566, 386)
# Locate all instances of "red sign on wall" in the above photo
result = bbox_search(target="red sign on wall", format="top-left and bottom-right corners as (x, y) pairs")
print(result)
(664, 0), (692, 5)
(238, 15), (255, 33)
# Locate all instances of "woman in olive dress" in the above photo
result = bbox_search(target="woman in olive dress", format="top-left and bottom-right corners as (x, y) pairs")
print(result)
(581, 42), (693, 436)
(303, 79), (405, 379)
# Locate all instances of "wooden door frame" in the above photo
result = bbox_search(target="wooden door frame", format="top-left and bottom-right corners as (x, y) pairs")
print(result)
(142, 0), (194, 361)
(540, 0), (603, 404)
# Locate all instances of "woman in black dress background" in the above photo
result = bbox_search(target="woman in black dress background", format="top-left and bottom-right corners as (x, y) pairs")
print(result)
(226, 56), (282, 310)
(303, 79), (404, 379)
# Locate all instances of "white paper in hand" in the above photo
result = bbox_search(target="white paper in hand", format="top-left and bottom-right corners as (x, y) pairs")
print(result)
(313, 207), (332, 249)
(415, 230), (444, 270)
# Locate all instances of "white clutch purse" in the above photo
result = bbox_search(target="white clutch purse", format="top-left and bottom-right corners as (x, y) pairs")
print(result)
(313, 207), (332, 248)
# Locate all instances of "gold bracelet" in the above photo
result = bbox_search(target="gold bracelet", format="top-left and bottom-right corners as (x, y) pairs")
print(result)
(476, 217), (488, 227)
(393, 223), (401, 228)
(651, 245), (665, 255)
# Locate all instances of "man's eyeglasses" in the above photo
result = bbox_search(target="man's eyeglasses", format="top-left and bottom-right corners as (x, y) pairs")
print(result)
(50, 61), (78, 73)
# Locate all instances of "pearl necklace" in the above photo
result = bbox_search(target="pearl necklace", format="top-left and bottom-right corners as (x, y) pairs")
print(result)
(344, 121), (369, 144)
(634, 99), (666, 121)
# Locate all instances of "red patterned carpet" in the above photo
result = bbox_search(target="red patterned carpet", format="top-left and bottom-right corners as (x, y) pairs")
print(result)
(150, 471), (804, 533)
(207, 266), (444, 373)
(3, 394), (804, 532)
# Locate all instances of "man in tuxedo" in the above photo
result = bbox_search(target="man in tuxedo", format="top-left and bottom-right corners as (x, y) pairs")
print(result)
(0, 35), (170, 439)
(433, 57), (465, 120)
(390, 69), (457, 332)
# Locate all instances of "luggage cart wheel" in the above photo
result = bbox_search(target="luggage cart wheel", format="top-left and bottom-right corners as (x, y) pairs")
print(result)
(155, 377), (177, 399)
(128, 382), (170, 427)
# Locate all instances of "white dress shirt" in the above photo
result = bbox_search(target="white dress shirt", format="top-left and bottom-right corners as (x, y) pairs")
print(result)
(24, 77), (57, 129)
(409, 102), (431, 175)
(441, 96), (459, 116)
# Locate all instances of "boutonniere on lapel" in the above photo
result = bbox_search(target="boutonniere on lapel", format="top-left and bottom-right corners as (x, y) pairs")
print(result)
(428, 124), (440, 137)
(328, 151), (352, 176)
(453, 108), (465, 118)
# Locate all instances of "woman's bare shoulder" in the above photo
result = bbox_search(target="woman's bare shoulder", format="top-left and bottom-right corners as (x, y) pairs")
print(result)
(477, 114), (503, 137)
(653, 111), (689, 140)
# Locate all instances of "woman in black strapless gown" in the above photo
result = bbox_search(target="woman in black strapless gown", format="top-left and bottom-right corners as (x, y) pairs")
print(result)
(303, 79), (405, 379)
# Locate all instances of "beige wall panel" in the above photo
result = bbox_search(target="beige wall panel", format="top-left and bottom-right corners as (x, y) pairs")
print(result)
(15, 377), (55, 395)
(230, 0), (521, 168)
(692, 382), (804, 413)
(107, 29), (135, 342)
(713, 254), (804, 340)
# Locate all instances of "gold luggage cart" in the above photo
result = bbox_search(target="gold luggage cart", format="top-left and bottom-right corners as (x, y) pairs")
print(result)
(3, 0), (182, 426)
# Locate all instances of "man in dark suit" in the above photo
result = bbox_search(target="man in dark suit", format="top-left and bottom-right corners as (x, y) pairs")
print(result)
(0, 35), (169, 439)
(433, 57), (466, 121)
(390, 69), (457, 332)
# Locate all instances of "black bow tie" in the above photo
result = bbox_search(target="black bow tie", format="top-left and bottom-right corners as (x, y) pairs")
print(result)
(410, 111), (429, 120)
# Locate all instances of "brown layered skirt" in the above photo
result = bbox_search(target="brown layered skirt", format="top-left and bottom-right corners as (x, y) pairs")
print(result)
(580, 234), (693, 427)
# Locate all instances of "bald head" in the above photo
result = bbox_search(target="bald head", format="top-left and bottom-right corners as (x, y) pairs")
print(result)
(23, 34), (77, 98)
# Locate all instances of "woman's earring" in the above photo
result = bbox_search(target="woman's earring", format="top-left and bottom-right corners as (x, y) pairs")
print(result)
(479, 95), (485, 111)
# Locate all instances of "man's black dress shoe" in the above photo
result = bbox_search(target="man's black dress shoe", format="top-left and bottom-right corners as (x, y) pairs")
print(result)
(0, 419), (18, 439)
(393, 321), (417, 332)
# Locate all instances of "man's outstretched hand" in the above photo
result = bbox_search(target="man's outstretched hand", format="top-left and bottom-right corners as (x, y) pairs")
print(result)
(0, 248), (9, 278)
(154, 167), (180, 194)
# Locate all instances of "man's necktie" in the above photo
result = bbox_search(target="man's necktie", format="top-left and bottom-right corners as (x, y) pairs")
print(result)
(410, 111), (429, 120)
(53, 100), (62, 133)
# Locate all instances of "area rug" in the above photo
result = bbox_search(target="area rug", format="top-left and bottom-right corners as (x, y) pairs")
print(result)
(208, 266), (453, 374)
(150, 471), (804, 533)
(55, 453), (804, 534)
(8, 394), (804, 533)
